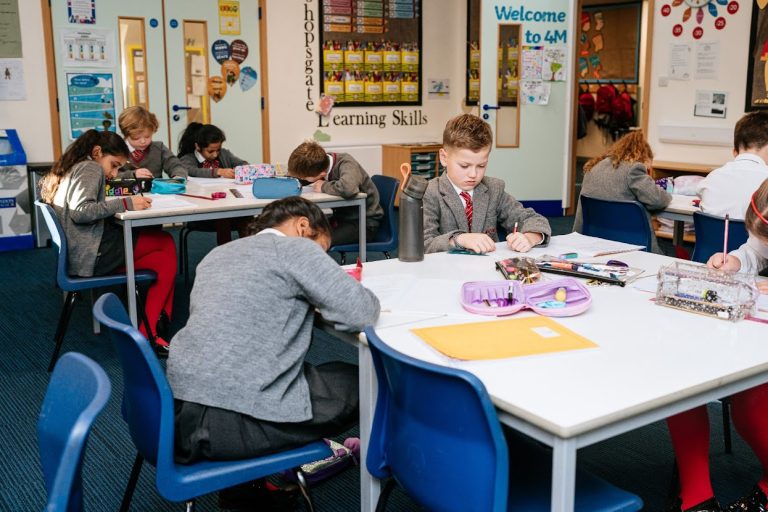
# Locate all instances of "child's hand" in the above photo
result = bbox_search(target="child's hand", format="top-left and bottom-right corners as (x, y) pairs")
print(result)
(312, 179), (326, 192)
(758, 280), (768, 294)
(217, 168), (235, 179)
(134, 168), (153, 178)
(130, 195), (152, 210)
(707, 252), (742, 271)
(456, 233), (496, 253)
(506, 232), (541, 253)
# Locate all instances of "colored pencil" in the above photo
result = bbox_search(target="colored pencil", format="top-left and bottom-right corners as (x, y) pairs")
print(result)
(723, 214), (730, 263)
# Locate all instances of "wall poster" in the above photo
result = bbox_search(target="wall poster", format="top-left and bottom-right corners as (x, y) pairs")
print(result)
(579, 2), (640, 82)
(746, 0), (768, 109)
(66, 72), (116, 139)
(319, 0), (422, 107)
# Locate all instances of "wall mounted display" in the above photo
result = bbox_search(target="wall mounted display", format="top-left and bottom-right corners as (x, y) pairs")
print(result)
(660, 0), (739, 39)
(66, 72), (116, 138)
(319, 0), (422, 107)
(746, 0), (768, 110)
(579, 3), (640, 82)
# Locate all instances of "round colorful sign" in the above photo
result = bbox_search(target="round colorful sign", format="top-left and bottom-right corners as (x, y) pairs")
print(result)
(230, 39), (249, 63)
(221, 59), (241, 86)
(239, 66), (258, 92)
(211, 40), (231, 64)
(208, 76), (227, 102)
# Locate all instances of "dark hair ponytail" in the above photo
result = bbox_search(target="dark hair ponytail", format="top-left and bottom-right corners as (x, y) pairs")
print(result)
(178, 123), (226, 157)
(41, 130), (129, 203)
(248, 196), (331, 239)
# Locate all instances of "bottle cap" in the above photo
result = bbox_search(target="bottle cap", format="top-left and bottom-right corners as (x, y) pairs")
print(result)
(402, 174), (428, 199)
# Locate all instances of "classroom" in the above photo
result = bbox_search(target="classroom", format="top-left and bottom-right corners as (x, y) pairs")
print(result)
(2, 0), (768, 511)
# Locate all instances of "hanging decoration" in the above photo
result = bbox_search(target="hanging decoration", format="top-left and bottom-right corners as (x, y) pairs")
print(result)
(661, 0), (739, 39)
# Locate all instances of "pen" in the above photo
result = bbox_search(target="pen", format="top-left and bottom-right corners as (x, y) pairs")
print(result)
(513, 221), (518, 235)
(179, 193), (216, 201)
(723, 213), (730, 263)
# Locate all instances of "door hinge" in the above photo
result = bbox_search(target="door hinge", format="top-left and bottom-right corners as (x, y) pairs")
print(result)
(261, 97), (264, 110)
(258, 6), (262, 20)
(56, 98), (59, 112)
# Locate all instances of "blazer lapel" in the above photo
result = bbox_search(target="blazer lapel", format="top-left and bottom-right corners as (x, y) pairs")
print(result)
(438, 175), (469, 231)
(470, 180), (489, 233)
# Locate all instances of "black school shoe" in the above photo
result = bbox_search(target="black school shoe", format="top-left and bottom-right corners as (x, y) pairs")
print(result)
(218, 479), (297, 511)
(667, 497), (723, 512)
(726, 486), (768, 512)
(156, 310), (171, 340)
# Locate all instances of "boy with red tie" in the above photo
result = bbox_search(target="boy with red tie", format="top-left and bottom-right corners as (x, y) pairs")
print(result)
(117, 106), (187, 179)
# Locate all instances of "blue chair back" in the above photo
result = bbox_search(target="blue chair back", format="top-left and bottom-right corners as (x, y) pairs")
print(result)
(370, 175), (399, 248)
(38, 352), (111, 512)
(580, 195), (654, 251)
(92, 293), (173, 472)
(35, 201), (71, 291)
(691, 212), (749, 263)
(364, 327), (509, 512)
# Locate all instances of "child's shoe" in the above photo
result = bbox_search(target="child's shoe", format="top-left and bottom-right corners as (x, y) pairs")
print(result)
(726, 486), (768, 512)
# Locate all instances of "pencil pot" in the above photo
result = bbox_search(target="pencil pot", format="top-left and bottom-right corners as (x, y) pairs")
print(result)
(398, 174), (428, 262)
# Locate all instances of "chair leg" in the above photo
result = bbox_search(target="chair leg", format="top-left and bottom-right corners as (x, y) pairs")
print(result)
(90, 289), (101, 335)
(181, 228), (191, 288)
(722, 398), (733, 454)
(295, 470), (316, 512)
(48, 291), (79, 372)
(375, 478), (397, 512)
(183, 500), (195, 512)
(383, 251), (391, 259)
(339, 252), (347, 265)
(178, 227), (187, 276)
(135, 289), (153, 340)
(119, 453), (144, 512)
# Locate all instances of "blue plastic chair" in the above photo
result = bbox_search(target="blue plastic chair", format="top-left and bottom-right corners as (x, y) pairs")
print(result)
(691, 211), (749, 264)
(35, 201), (156, 372)
(330, 175), (400, 264)
(38, 352), (112, 512)
(580, 195), (654, 252)
(364, 327), (643, 512)
(93, 293), (331, 512)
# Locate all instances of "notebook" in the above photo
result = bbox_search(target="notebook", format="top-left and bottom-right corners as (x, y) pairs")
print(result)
(549, 232), (646, 257)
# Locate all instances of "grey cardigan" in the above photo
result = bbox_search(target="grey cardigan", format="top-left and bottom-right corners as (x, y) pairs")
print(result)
(573, 158), (671, 254)
(166, 233), (380, 423)
(51, 160), (130, 276)
(118, 141), (187, 179)
(423, 174), (552, 253)
(178, 147), (248, 177)
(320, 153), (383, 226)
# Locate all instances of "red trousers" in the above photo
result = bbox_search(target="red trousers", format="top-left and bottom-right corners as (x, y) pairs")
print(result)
(667, 382), (768, 509)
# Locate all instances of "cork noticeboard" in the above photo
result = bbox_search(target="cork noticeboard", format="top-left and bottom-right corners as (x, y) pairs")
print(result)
(579, 3), (641, 83)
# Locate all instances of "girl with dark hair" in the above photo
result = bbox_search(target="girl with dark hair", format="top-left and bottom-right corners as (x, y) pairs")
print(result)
(167, 196), (379, 468)
(177, 122), (248, 179)
(41, 129), (177, 352)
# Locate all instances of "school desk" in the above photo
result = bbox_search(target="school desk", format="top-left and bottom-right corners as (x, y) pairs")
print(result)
(113, 190), (367, 326)
(349, 240), (768, 512)
(656, 193), (700, 246)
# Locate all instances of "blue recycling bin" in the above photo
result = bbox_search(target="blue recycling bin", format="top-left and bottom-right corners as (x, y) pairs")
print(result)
(0, 129), (32, 251)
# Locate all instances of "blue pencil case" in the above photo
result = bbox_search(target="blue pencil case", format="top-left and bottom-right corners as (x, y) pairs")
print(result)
(150, 178), (186, 194)
(251, 176), (301, 199)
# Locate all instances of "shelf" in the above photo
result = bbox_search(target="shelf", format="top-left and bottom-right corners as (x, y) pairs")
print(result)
(655, 230), (696, 244)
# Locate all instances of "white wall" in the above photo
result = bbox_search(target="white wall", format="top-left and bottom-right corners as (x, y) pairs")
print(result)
(265, 0), (467, 166)
(0, 1), (55, 163)
(646, 3), (752, 165)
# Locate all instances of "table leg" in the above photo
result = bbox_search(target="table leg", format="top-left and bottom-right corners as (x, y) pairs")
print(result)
(551, 438), (577, 512)
(672, 220), (685, 247)
(359, 199), (367, 262)
(123, 220), (138, 327)
(358, 341), (380, 511)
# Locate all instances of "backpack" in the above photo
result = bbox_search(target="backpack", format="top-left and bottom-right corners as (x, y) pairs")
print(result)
(595, 84), (617, 114)
(611, 90), (634, 125)
(578, 91), (595, 120)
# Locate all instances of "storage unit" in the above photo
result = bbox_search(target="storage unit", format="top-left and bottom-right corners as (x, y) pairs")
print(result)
(381, 143), (442, 205)
(651, 160), (714, 244)
(0, 129), (32, 251)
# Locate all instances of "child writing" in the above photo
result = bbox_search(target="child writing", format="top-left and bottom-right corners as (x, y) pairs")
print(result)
(664, 179), (768, 512)
(424, 113), (550, 254)
(117, 106), (187, 179)
(697, 111), (768, 219)
(40, 129), (177, 351)
(177, 122), (248, 179)
(167, 196), (379, 470)
(287, 141), (383, 246)
(573, 129), (671, 254)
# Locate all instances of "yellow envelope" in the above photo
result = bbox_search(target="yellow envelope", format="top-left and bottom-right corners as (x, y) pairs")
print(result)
(411, 316), (597, 360)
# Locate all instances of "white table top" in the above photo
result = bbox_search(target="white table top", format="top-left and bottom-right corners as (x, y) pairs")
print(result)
(663, 194), (700, 216)
(361, 240), (768, 438)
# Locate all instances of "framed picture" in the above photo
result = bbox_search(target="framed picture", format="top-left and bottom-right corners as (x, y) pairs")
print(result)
(746, 1), (768, 110)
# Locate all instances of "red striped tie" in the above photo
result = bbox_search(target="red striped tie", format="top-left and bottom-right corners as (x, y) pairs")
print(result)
(131, 149), (146, 163)
(460, 191), (473, 231)
(201, 158), (220, 169)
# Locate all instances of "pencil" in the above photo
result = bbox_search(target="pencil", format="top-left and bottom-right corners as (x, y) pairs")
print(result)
(513, 221), (518, 234)
(723, 213), (730, 263)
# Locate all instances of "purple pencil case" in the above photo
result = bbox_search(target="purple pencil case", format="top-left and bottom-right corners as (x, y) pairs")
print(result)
(461, 277), (592, 317)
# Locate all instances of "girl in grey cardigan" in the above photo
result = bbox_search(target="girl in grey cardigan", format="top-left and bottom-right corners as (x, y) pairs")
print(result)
(168, 196), (380, 464)
(40, 129), (177, 349)
(177, 122), (248, 179)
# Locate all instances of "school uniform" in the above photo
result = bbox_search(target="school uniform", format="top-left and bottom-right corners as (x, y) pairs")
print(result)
(573, 158), (671, 254)
(697, 153), (768, 219)
(730, 235), (768, 274)
(178, 147), (248, 177)
(118, 140), (187, 179)
(167, 230), (380, 462)
(423, 173), (551, 254)
(319, 153), (383, 246)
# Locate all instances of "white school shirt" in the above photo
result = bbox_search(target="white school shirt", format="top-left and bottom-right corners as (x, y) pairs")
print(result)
(730, 235), (768, 274)
(448, 177), (473, 208)
(697, 153), (768, 219)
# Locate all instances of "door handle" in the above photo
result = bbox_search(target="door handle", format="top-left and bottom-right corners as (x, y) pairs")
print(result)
(172, 105), (192, 112)
(482, 104), (500, 111)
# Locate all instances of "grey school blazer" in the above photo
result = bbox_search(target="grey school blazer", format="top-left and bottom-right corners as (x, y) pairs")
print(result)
(423, 174), (552, 253)
(178, 147), (248, 177)
(118, 141), (187, 179)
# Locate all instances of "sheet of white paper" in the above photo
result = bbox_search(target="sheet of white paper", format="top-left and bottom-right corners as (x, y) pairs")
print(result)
(541, 232), (646, 257)
(632, 276), (658, 294)
(758, 293), (768, 312)
(147, 195), (195, 209)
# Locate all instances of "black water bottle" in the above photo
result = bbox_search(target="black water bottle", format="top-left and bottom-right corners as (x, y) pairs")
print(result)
(398, 174), (428, 262)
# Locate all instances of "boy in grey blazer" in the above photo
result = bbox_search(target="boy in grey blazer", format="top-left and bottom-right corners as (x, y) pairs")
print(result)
(116, 106), (187, 179)
(424, 114), (551, 254)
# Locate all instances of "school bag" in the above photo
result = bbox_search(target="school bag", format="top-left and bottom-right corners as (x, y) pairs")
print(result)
(578, 90), (595, 120)
(611, 90), (634, 126)
(594, 84), (616, 115)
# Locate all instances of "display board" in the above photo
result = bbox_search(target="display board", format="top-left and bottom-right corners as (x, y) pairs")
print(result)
(747, 0), (768, 110)
(319, 0), (422, 107)
(579, 2), (640, 83)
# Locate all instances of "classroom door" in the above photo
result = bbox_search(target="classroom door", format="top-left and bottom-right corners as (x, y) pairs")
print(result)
(163, 0), (263, 161)
(48, 0), (263, 163)
(479, 0), (577, 216)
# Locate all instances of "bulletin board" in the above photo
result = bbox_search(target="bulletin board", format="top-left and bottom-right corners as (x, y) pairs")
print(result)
(319, 1), (422, 107)
(579, 2), (640, 83)
(746, 0), (768, 110)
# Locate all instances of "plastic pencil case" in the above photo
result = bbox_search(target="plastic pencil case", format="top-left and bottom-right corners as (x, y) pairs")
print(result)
(234, 163), (274, 184)
(251, 177), (301, 199)
(150, 178), (186, 194)
(461, 277), (592, 317)
(105, 178), (152, 196)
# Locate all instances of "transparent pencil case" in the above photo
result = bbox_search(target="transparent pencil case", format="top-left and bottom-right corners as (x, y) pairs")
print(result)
(656, 262), (758, 321)
(461, 277), (592, 317)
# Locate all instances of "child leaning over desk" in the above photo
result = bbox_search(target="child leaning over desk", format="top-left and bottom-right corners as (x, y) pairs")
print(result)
(423, 113), (551, 254)
(177, 122), (248, 179)
(40, 129), (177, 351)
(664, 179), (768, 512)
(117, 106), (187, 179)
